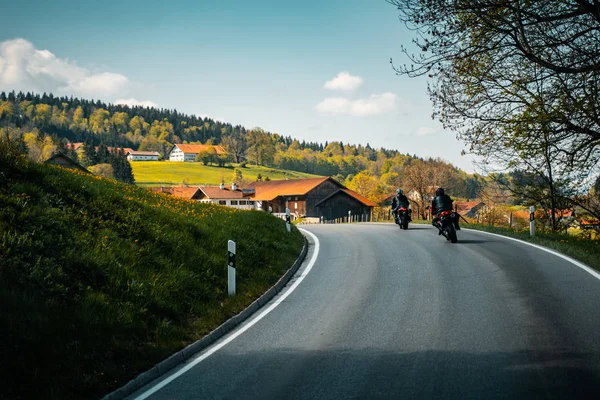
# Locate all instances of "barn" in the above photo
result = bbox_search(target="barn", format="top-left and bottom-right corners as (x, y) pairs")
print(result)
(246, 177), (375, 220)
(316, 189), (377, 221)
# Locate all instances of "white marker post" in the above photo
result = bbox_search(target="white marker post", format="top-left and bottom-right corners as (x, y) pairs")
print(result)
(228, 240), (236, 296)
(348, 210), (351, 223)
(285, 207), (291, 232)
(529, 206), (535, 237)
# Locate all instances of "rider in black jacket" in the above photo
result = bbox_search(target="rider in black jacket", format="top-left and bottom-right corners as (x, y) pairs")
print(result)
(431, 187), (460, 232)
(392, 188), (410, 222)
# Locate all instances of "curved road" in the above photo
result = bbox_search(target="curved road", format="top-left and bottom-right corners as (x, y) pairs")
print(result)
(128, 224), (600, 400)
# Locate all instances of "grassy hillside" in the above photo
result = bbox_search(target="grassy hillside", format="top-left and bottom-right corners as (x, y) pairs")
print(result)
(0, 144), (304, 400)
(131, 161), (320, 186)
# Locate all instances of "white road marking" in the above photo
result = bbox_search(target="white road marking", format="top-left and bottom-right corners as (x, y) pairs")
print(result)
(463, 228), (600, 281)
(133, 229), (320, 400)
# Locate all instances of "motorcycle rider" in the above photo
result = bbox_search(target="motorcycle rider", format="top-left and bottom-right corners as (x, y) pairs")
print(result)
(391, 188), (411, 223)
(431, 187), (460, 233)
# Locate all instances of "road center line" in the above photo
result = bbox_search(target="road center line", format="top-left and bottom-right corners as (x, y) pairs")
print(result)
(133, 229), (320, 400)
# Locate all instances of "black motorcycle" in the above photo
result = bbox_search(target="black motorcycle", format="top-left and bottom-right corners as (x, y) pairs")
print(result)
(434, 210), (459, 243)
(394, 206), (411, 230)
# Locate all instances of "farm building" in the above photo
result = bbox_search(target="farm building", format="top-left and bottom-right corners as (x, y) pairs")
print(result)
(246, 177), (375, 220)
(168, 144), (227, 162)
(126, 150), (159, 161)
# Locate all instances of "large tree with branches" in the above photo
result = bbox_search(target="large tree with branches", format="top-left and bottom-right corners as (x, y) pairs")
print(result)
(388, 0), (600, 228)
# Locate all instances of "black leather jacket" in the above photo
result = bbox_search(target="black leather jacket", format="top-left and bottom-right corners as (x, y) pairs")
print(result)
(431, 194), (453, 214)
(392, 194), (410, 210)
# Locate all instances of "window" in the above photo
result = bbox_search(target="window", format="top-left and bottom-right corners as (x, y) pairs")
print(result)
(238, 201), (247, 205)
(230, 201), (239, 205)
(248, 201), (255, 205)
(218, 200), (227, 205)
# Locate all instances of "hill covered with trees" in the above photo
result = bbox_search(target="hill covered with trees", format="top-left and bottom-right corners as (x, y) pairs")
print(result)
(0, 91), (483, 201)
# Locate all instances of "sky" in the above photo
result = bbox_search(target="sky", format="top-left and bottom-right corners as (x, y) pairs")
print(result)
(0, 0), (477, 172)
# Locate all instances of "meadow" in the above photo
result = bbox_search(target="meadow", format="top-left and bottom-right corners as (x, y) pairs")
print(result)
(131, 161), (320, 186)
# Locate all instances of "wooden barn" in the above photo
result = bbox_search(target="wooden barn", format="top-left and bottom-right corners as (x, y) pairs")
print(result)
(316, 189), (377, 221)
(246, 177), (375, 219)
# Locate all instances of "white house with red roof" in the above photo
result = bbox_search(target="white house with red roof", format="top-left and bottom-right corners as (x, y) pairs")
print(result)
(168, 144), (227, 162)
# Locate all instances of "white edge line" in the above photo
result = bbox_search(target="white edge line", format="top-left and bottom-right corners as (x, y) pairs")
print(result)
(133, 229), (320, 400)
(463, 228), (600, 281)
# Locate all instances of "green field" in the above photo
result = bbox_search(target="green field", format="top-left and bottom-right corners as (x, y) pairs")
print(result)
(131, 161), (320, 186)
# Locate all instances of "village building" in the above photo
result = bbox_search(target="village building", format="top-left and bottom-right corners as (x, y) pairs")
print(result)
(45, 152), (91, 174)
(246, 177), (375, 220)
(148, 184), (255, 210)
(316, 189), (377, 221)
(195, 184), (256, 210)
(126, 150), (159, 161)
(168, 144), (227, 162)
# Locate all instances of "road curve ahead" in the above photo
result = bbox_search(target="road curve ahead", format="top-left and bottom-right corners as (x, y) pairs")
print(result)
(128, 224), (600, 400)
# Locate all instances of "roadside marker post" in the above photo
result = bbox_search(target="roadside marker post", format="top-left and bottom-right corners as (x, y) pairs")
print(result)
(228, 240), (236, 296)
(529, 206), (535, 237)
(348, 210), (351, 223)
(285, 208), (291, 232)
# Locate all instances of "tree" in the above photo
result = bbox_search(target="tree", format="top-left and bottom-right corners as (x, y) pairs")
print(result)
(247, 128), (275, 166)
(89, 163), (114, 179)
(222, 127), (247, 163)
(389, 0), (600, 193)
(347, 171), (380, 201)
(196, 147), (217, 165)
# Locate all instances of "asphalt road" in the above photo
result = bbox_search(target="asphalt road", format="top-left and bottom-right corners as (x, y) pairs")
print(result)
(128, 224), (600, 400)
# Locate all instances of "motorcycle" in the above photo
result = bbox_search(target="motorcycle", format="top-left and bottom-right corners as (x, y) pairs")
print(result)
(434, 210), (459, 243)
(394, 206), (411, 230)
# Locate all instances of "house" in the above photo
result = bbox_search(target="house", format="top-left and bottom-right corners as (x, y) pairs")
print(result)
(148, 184), (256, 210)
(195, 184), (256, 210)
(246, 177), (375, 220)
(316, 189), (377, 221)
(126, 150), (159, 161)
(168, 144), (227, 162)
(45, 152), (91, 174)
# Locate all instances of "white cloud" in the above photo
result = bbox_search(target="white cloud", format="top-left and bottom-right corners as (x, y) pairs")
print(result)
(315, 97), (351, 114)
(0, 38), (154, 105)
(350, 92), (398, 116)
(115, 98), (158, 108)
(315, 92), (398, 117)
(415, 126), (438, 136)
(324, 71), (363, 91)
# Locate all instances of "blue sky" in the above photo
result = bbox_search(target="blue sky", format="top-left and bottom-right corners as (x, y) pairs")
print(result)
(0, 0), (476, 171)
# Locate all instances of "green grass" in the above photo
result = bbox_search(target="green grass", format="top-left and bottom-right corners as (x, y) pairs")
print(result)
(408, 219), (600, 271)
(0, 147), (304, 400)
(461, 224), (600, 271)
(131, 161), (320, 186)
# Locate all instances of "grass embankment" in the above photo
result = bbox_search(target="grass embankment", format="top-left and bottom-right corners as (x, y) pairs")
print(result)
(461, 224), (600, 271)
(408, 219), (599, 270)
(131, 161), (320, 186)
(0, 149), (304, 400)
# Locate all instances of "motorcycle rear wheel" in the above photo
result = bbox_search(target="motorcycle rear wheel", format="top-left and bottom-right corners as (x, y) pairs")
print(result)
(447, 224), (458, 243)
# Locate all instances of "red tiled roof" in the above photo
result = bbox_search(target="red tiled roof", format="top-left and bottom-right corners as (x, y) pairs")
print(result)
(315, 188), (377, 208)
(148, 187), (174, 194)
(174, 144), (227, 155)
(340, 189), (377, 207)
(246, 177), (332, 201)
(171, 187), (201, 199)
(67, 142), (84, 151)
(198, 186), (246, 200)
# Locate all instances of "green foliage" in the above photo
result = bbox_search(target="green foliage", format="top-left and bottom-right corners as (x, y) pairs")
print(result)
(0, 156), (304, 399)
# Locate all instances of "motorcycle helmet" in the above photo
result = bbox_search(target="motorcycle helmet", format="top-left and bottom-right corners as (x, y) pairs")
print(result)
(396, 188), (403, 195)
(435, 187), (445, 196)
